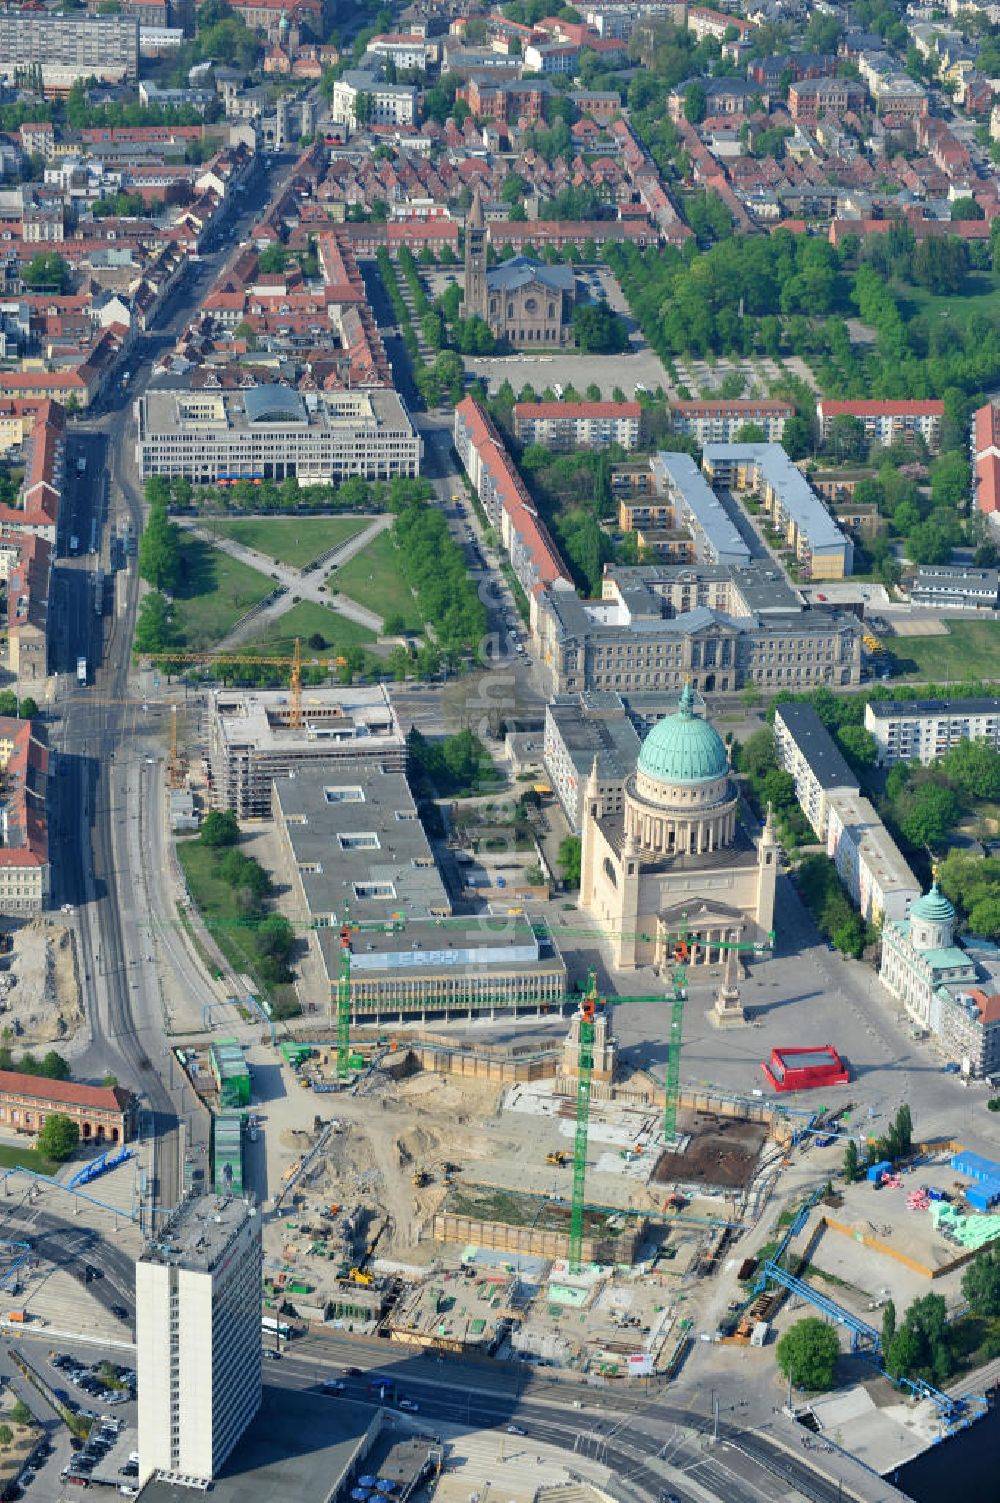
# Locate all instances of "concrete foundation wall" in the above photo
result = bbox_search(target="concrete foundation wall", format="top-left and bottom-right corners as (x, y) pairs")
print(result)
(431, 1211), (640, 1264)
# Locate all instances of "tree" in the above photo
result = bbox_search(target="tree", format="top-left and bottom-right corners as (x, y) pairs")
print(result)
(882, 1299), (896, 1352)
(951, 197), (985, 221)
(930, 450), (970, 509)
(18, 696), (38, 720)
(683, 81), (706, 124)
(826, 414), (868, 463)
(0, 1424), (12, 1447)
(138, 501), (182, 593)
(558, 834), (582, 888)
(8, 1402), (30, 1426)
(896, 781), (962, 849)
(21, 252), (71, 292)
(836, 725), (877, 772)
(200, 809), (239, 847)
(843, 1139), (860, 1183)
(40, 1050), (70, 1080)
(962, 1246), (1000, 1318)
(133, 592), (177, 656)
(776, 1318), (840, 1392)
(38, 1113), (80, 1161)
(893, 1103), (912, 1157)
(941, 739), (1000, 801)
(572, 302), (629, 353)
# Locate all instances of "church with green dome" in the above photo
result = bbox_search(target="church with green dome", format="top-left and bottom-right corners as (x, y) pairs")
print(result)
(579, 685), (778, 972)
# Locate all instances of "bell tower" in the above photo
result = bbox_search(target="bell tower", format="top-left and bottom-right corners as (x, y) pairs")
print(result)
(464, 185), (487, 322)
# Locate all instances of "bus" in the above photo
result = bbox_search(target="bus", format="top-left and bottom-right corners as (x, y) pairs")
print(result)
(262, 1316), (290, 1340)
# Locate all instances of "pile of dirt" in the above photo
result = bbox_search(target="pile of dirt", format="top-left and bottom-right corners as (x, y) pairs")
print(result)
(0, 922), (83, 1044)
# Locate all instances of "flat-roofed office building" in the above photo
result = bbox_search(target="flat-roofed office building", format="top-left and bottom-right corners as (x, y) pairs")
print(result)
(137, 1196), (261, 1487)
(208, 686), (405, 817)
(136, 384), (421, 484)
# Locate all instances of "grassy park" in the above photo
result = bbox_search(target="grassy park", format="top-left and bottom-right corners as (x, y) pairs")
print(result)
(329, 530), (424, 631)
(203, 517), (367, 570)
(888, 621), (1000, 683)
(176, 839), (299, 1016)
(173, 536), (273, 651)
(246, 600), (377, 661)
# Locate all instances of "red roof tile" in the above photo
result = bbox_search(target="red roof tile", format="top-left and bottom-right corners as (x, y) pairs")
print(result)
(0, 1069), (130, 1111)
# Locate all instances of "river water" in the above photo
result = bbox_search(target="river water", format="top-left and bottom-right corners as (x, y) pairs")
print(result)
(895, 1401), (999, 1501)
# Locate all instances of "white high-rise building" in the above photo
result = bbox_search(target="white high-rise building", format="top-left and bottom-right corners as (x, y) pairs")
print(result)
(136, 1196), (262, 1487)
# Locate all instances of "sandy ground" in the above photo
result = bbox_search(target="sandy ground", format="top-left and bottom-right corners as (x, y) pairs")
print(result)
(0, 921), (84, 1049)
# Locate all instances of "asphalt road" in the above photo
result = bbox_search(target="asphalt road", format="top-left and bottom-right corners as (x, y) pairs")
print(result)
(44, 157), (292, 1227)
(261, 1334), (868, 1503)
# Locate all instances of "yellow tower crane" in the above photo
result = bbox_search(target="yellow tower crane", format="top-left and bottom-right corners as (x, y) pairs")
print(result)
(144, 638), (310, 728)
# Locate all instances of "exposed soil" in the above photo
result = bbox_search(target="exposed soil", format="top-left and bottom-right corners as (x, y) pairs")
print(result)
(653, 1112), (769, 1190)
(0, 921), (84, 1045)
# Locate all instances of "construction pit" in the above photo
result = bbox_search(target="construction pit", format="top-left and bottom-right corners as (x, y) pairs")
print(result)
(256, 1027), (785, 1376)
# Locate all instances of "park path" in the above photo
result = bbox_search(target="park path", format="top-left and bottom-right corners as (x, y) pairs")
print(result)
(176, 514), (390, 649)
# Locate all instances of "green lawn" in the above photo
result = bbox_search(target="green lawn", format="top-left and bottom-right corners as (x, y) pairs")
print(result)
(888, 620), (1000, 682)
(246, 600), (376, 660)
(173, 536), (274, 651)
(329, 530), (424, 630)
(176, 838), (299, 1017)
(203, 517), (367, 570)
(894, 270), (1000, 328)
(0, 1143), (60, 1176)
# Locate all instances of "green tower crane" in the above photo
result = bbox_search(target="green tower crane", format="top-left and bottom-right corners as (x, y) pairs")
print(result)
(568, 969), (598, 1273)
(336, 918), (354, 1080)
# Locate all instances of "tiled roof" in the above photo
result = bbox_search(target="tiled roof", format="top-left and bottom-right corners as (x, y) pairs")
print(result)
(0, 1069), (130, 1111)
(819, 399), (944, 417)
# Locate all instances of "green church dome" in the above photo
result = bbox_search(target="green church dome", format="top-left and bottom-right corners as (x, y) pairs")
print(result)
(637, 684), (729, 786)
(910, 882), (955, 925)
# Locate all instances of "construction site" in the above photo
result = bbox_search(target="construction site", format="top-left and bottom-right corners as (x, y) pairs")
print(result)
(229, 931), (799, 1379)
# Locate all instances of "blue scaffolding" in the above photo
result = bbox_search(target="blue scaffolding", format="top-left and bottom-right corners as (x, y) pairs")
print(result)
(754, 1259), (988, 1433)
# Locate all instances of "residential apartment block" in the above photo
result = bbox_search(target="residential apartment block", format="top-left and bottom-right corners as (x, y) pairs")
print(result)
(772, 702), (858, 845)
(668, 399), (794, 445)
(825, 790), (921, 924)
(0, 719), (49, 916)
(135, 385), (421, 485)
(974, 401), (1000, 516)
(816, 398), (944, 453)
(646, 452), (751, 567)
(543, 691), (642, 832)
(137, 1197), (262, 1486)
(453, 397), (573, 602)
(512, 401), (641, 451)
(864, 697), (1000, 766)
(0, 12), (140, 82)
(701, 443), (853, 580)
(773, 703), (918, 923)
